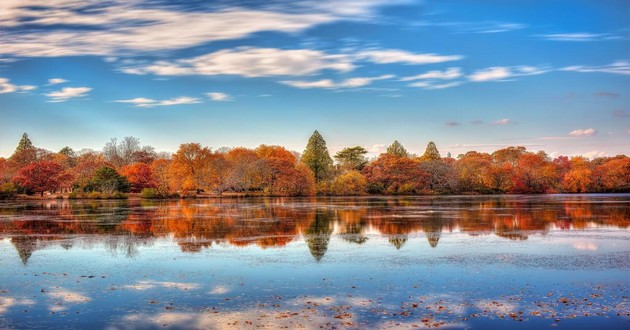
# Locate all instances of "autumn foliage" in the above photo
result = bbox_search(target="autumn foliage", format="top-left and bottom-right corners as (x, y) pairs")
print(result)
(0, 132), (628, 198)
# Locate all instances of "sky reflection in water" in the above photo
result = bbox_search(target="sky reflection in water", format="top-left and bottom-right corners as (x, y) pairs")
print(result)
(0, 195), (628, 329)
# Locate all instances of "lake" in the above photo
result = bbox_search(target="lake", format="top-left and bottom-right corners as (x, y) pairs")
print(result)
(0, 195), (628, 329)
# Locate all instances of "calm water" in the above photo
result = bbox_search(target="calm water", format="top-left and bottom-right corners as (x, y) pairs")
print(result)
(0, 195), (628, 329)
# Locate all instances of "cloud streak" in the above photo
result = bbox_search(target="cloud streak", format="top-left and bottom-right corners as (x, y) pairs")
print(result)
(115, 96), (201, 107)
(0, 78), (36, 93)
(121, 47), (354, 77)
(0, 0), (402, 57)
(46, 87), (91, 102)
(561, 61), (630, 75)
(469, 66), (548, 82)
(281, 74), (393, 89)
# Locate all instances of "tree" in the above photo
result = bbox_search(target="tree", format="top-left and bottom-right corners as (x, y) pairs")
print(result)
(103, 136), (143, 168)
(386, 140), (409, 158)
(226, 148), (265, 192)
(150, 159), (172, 194)
(593, 157), (630, 192)
(420, 141), (441, 162)
(334, 146), (368, 171)
(13, 161), (63, 196)
(256, 145), (315, 196)
(121, 163), (156, 192)
(71, 152), (108, 191)
(88, 167), (131, 193)
(301, 130), (333, 182)
(330, 171), (367, 195)
(14, 133), (34, 154)
(169, 143), (213, 192)
(560, 157), (591, 193)
(363, 154), (428, 194)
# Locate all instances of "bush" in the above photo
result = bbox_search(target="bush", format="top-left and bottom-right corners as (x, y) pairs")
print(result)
(141, 188), (159, 199)
(0, 182), (17, 199)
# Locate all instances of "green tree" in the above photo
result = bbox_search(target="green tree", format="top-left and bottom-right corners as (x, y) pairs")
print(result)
(301, 130), (333, 182)
(420, 141), (441, 162)
(87, 167), (131, 193)
(334, 146), (368, 171)
(386, 140), (409, 158)
(14, 133), (34, 154)
(59, 146), (76, 158)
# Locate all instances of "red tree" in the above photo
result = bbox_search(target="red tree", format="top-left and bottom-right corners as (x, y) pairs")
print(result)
(121, 163), (157, 192)
(363, 154), (428, 194)
(13, 161), (63, 196)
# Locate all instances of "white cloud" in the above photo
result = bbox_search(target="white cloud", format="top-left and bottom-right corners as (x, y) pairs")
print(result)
(469, 65), (548, 82)
(115, 96), (201, 107)
(18, 85), (37, 91)
(281, 74), (393, 89)
(569, 128), (597, 137)
(207, 92), (231, 101)
(539, 33), (619, 42)
(561, 61), (630, 75)
(46, 87), (91, 102)
(0, 78), (38, 94)
(0, 1), (400, 57)
(48, 78), (67, 85)
(367, 144), (387, 155)
(400, 67), (462, 81)
(492, 118), (514, 125)
(122, 47), (354, 77)
(582, 151), (608, 159)
(357, 49), (463, 65)
(0, 78), (17, 93)
(409, 81), (461, 90)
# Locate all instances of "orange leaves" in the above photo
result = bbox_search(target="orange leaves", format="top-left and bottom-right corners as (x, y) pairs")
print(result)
(121, 163), (156, 192)
(13, 161), (64, 196)
(362, 154), (428, 194)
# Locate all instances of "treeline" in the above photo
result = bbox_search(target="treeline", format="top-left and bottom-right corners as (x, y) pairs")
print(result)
(0, 131), (628, 198)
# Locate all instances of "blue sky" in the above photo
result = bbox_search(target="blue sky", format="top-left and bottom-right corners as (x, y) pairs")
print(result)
(0, 0), (628, 158)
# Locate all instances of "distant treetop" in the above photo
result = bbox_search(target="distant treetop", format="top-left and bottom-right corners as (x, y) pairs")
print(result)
(386, 140), (409, 158)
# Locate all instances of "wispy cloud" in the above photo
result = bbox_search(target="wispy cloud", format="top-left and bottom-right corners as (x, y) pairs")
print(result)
(115, 96), (201, 107)
(409, 81), (462, 90)
(492, 118), (514, 125)
(46, 87), (91, 102)
(468, 66), (548, 82)
(122, 47), (353, 77)
(445, 121), (462, 127)
(207, 92), (231, 101)
(582, 150), (608, 159)
(539, 32), (620, 42)
(594, 92), (619, 98)
(561, 61), (630, 75)
(0, 1), (401, 57)
(48, 78), (67, 85)
(413, 21), (526, 34)
(569, 128), (597, 137)
(400, 67), (462, 81)
(357, 49), (463, 65)
(281, 74), (393, 89)
(0, 78), (37, 93)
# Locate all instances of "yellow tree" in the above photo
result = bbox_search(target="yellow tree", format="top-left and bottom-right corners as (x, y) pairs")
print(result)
(169, 143), (212, 193)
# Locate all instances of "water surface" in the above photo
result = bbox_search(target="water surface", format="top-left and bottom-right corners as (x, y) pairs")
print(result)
(0, 195), (629, 329)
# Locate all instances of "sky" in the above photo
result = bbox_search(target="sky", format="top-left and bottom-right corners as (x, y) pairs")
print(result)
(0, 0), (628, 159)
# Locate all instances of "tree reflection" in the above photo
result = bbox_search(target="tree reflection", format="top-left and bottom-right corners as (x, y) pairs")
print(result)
(0, 196), (628, 262)
(304, 210), (334, 261)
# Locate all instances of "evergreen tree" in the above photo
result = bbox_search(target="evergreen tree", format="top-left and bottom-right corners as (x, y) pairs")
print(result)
(386, 140), (409, 158)
(420, 141), (441, 162)
(59, 146), (76, 158)
(334, 146), (368, 171)
(301, 130), (333, 182)
(14, 133), (34, 154)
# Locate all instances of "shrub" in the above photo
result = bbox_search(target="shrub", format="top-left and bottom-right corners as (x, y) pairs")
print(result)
(0, 182), (17, 199)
